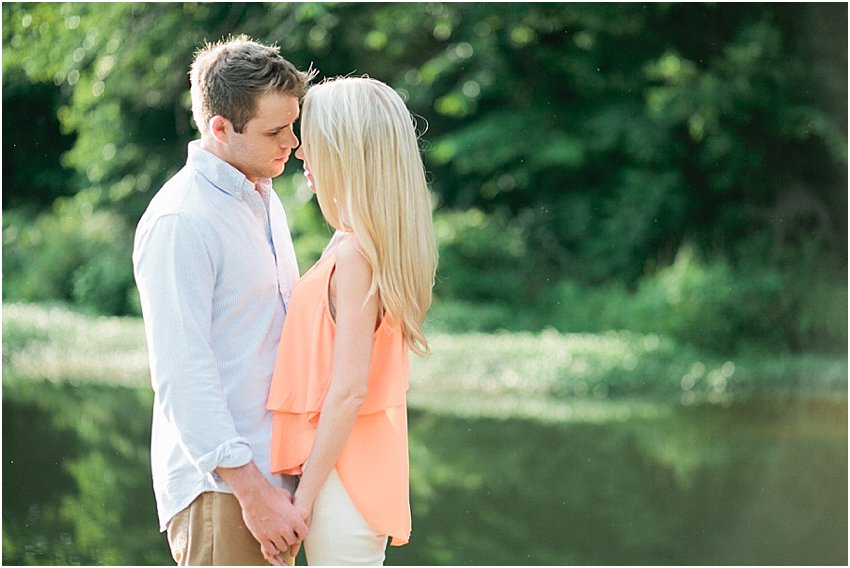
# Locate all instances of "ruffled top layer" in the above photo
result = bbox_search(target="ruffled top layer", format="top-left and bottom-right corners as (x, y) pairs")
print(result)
(267, 235), (411, 546)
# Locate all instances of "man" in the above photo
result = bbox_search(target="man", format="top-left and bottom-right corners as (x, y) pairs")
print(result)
(133, 35), (315, 565)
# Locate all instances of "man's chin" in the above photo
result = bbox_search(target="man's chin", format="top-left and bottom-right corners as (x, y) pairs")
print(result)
(268, 165), (286, 179)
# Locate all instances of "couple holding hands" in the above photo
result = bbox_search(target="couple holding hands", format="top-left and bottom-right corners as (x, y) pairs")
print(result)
(133, 35), (436, 566)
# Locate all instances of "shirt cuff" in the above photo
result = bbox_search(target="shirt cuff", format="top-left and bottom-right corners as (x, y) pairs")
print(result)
(195, 438), (253, 474)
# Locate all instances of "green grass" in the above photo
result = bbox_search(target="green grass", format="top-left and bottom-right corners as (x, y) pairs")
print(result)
(2, 302), (149, 388)
(3, 301), (846, 421)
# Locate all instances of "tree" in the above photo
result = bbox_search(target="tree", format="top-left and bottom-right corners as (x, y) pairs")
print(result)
(3, 2), (846, 347)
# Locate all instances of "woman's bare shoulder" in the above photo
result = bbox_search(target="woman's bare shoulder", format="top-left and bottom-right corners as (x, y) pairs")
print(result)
(334, 234), (373, 292)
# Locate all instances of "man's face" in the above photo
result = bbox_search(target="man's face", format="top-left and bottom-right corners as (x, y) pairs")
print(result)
(223, 92), (300, 182)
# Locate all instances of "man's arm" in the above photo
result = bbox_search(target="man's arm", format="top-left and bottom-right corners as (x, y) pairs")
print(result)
(135, 213), (307, 561)
(135, 214), (249, 469)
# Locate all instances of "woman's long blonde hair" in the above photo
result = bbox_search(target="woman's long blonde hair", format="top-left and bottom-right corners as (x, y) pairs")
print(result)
(301, 77), (437, 355)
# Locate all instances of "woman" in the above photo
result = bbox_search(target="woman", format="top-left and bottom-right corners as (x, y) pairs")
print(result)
(266, 76), (437, 565)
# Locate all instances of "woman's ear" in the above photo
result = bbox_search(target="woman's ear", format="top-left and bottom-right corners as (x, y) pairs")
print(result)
(208, 115), (230, 144)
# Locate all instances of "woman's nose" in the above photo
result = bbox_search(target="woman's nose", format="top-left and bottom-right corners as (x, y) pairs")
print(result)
(295, 146), (304, 160)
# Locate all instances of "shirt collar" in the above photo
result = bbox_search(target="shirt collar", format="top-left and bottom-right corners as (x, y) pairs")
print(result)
(187, 140), (271, 199)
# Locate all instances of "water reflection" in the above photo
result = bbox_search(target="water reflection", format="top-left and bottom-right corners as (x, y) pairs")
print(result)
(3, 380), (168, 565)
(3, 379), (847, 565)
(395, 397), (847, 566)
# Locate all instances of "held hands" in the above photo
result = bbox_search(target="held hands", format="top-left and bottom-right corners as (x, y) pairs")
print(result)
(292, 491), (314, 547)
(215, 463), (309, 566)
(278, 492), (314, 562)
(261, 492), (313, 565)
(239, 484), (308, 565)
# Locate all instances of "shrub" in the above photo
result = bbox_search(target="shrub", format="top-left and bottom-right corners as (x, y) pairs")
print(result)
(425, 298), (518, 334)
(3, 197), (137, 316)
(781, 247), (848, 352)
(531, 245), (801, 353)
(539, 280), (634, 334)
(638, 245), (790, 351)
(433, 208), (533, 304)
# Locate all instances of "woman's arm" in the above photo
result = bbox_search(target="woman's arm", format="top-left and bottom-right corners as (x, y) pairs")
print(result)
(293, 237), (379, 524)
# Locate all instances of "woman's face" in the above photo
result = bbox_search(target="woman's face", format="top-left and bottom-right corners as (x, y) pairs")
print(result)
(294, 139), (316, 193)
(296, 127), (344, 229)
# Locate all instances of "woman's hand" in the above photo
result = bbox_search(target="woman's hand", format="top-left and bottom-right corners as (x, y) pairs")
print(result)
(294, 493), (314, 526)
(262, 491), (313, 564)
(287, 492), (314, 558)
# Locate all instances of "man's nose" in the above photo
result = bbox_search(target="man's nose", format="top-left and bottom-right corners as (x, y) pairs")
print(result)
(283, 130), (299, 149)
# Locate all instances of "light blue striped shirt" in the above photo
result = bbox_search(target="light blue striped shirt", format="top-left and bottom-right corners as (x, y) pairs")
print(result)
(133, 141), (300, 531)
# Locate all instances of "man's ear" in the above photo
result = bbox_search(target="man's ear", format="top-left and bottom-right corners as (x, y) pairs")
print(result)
(209, 115), (230, 144)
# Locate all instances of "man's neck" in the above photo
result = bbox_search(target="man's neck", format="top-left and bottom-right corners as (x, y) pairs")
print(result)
(198, 136), (227, 164)
(198, 136), (260, 189)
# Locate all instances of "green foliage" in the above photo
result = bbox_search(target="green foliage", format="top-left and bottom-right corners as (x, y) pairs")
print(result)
(413, 3), (846, 283)
(433, 208), (531, 303)
(635, 245), (789, 351)
(779, 245), (849, 352)
(2, 3), (846, 353)
(437, 244), (845, 353)
(2, 196), (137, 316)
(426, 298), (518, 334)
(2, 70), (79, 212)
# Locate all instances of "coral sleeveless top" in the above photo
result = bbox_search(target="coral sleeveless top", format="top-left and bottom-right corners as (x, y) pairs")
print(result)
(266, 233), (411, 546)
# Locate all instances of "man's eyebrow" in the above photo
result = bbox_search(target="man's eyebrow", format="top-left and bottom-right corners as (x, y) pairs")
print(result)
(267, 115), (299, 132)
(266, 122), (290, 132)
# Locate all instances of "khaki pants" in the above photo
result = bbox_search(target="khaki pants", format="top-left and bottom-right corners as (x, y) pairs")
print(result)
(166, 492), (294, 566)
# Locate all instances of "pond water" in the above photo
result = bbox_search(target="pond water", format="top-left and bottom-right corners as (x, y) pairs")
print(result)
(3, 379), (847, 565)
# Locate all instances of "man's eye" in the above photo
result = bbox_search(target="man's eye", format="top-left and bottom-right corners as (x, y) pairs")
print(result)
(269, 126), (292, 136)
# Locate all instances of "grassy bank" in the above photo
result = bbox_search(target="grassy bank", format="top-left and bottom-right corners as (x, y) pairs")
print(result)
(3, 302), (845, 420)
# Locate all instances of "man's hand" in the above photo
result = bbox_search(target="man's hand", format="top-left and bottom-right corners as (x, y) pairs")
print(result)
(241, 484), (305, 565)
(216, 462), (308, 564)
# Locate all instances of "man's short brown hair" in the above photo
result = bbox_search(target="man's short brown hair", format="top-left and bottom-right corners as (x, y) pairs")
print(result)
(189, 34), (315, 134)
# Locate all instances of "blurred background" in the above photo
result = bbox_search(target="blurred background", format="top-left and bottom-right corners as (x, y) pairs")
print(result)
(2, 2), (847, 565)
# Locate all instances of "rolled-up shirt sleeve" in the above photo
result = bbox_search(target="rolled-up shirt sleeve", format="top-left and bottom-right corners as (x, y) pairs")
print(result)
(134, 213), (251, 474)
